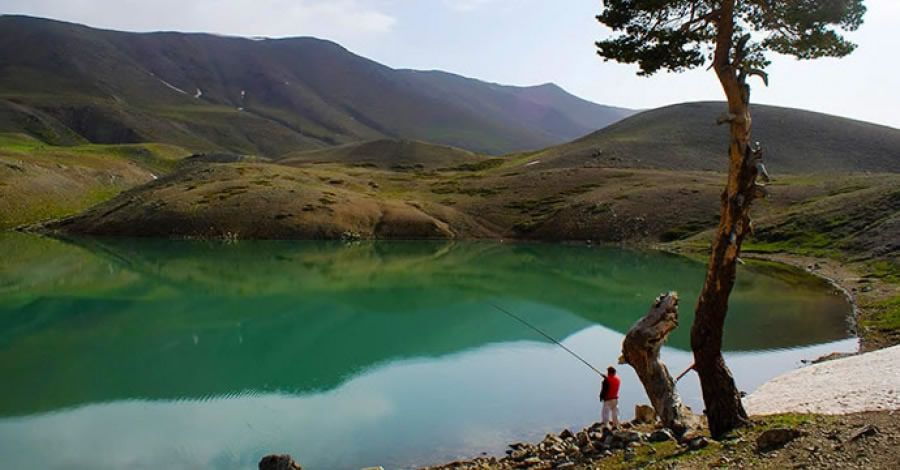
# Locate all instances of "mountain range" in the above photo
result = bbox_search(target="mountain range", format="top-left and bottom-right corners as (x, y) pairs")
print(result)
(0, 15), (633, 156)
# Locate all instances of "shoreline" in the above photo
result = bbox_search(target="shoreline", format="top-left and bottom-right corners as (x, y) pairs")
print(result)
(737, 251), (897, 352)
(742, 253), (860, 344)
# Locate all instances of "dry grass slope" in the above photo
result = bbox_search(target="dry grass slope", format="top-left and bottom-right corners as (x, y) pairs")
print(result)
(279, 139), (491, 171)
(523, 102), (900, 174)
(40, 162), (498, 240)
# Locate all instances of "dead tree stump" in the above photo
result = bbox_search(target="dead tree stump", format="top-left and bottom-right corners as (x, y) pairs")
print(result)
(621, 292), (695, 435)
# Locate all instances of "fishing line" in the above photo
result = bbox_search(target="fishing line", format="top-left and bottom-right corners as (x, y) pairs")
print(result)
(489, 302), (606, 378)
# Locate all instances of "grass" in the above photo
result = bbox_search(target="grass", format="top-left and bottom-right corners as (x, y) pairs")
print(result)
(0, 133), (193, 228)
(0, 133), (175, 164)
(742, 237), (839, 258)
(0, 133), (45, 151)
(452, 158), (506, 172)
(861, 296), (900, 332)
(0, 132), (190, 162)
(71, 142), (189, 173)
(504, 196), (566, 215)
(282, 139), (490, 172)
(867, 260), (900, 283)
(755, 413), (816, 430)
(661, 220), (712, 242)
(1, 186), (122, 229)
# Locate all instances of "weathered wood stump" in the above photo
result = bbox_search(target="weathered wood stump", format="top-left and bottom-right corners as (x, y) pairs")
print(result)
(259, 454), (302, 470)
(621, 292), (695, 435)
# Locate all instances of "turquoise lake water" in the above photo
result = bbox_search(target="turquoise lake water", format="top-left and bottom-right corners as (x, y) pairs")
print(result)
(0, 234), (855, 469)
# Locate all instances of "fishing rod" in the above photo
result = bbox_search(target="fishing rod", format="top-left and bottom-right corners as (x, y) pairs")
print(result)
(489, 302), (606, 378)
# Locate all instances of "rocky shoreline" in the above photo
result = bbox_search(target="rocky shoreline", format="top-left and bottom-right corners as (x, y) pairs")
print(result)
(413, 411), (900, 470)
(422, 414), (707, 470)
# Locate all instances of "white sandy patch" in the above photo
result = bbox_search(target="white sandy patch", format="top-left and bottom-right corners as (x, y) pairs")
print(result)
(745, 344), (900, 415)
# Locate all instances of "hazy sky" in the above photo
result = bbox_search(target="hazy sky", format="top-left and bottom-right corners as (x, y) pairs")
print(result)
(3, 0), (898, 128)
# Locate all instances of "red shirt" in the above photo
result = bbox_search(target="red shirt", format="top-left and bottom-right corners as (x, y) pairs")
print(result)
(601, 374), (621, 401)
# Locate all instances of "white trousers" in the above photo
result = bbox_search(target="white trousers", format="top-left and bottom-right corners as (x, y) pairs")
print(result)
(601, 399), (619, 426)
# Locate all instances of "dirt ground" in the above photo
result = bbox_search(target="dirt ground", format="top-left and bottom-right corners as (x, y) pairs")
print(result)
(662, 412), (900, 470)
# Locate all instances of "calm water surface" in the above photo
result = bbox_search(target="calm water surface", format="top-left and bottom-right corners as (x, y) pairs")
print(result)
(0, 234), (855, 469)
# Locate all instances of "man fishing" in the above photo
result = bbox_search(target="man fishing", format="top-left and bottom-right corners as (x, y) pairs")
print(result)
(599, 366), (620, 428)
(490, 303), (623, 428)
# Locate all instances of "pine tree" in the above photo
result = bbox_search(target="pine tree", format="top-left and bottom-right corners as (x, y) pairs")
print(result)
(596, 0), (866, 438)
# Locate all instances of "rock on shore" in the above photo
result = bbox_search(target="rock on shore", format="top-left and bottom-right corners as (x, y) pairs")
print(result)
(423, 419), (694, 470)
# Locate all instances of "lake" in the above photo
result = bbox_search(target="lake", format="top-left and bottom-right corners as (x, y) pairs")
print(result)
(0, 234), (855, 469)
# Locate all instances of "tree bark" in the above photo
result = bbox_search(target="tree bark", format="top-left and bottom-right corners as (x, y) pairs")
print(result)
(622, 292), (695, 436)
(690, 0), (757, 439)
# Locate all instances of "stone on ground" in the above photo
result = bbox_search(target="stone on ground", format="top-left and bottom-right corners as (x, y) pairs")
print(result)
(756, 428), (805, 452)
(648, 429), (675, 442)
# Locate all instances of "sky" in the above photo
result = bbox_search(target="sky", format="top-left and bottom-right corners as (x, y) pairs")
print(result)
(2, 0), (898, 128)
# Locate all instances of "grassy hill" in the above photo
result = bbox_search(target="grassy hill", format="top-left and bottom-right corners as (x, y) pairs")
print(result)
(39, 162), (499, 239)
(280, 139), (493, 171)
(522, 101), (900, 174)
(0, 133), (191, 229)
(0, 15), (632, 156)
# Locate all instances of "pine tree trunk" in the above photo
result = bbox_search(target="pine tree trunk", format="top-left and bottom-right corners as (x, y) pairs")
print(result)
(690, 100), (755, 436)
(690, 0), (756, 439)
